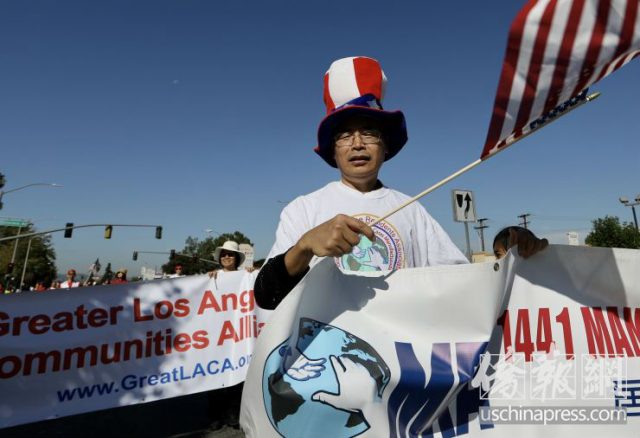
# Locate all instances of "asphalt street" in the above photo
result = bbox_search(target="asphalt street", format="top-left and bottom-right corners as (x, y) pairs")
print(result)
(2, 392), (244, 438)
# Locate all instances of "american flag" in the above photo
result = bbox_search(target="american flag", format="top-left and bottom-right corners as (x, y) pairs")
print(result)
(482, 0), (640, 159)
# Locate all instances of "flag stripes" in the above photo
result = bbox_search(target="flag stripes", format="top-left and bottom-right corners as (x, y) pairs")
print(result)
(482, 0), (640, 159)
(323, 57), (387, 112)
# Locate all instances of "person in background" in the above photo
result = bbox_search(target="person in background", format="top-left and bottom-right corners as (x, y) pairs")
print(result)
(99, 263), (115, 285)
(168, 264), (185, 278)
(34, 281), (47, 292)
(493, 226), (548, 259)
(3, 277), (16, 294)
(111, 268), (128, 285)
(206, 240), (250, 430)
(49, 280), (61, 290)
(60, 269), (80, 288)
(208, 241), (254, 279)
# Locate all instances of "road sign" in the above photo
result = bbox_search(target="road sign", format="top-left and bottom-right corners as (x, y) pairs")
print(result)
(452, 190), (477, 223)
(239, 243), (255, 269)
(566, 231), (580, 246)
(0, 219), (29, 228)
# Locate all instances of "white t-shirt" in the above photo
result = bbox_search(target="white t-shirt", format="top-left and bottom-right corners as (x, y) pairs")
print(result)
(60, 280), (80, 288)
(267, 181), (467, 271)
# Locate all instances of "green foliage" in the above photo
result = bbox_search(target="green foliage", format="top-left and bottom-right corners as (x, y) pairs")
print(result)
(585, 216), (640, 249)
(162, 231), (253, 275)
(0, 224), (57, 288)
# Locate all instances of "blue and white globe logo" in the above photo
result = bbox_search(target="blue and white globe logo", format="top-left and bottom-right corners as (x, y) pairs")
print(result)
(262, 318), (391, 437)
(335, 215), (405, 271)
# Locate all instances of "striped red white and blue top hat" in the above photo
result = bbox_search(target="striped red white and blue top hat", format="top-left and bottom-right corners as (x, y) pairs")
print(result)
(315, 56), (408, 167)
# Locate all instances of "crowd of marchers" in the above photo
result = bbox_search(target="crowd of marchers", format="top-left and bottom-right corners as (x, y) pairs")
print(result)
(1, 240), (262, 295)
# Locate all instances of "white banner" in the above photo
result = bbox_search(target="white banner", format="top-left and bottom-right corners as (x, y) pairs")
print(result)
(240, 245), (640, 437)
(0, 270), (271, 429)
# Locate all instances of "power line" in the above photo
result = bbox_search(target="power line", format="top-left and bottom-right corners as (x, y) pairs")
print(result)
(532, 214), (593, 222)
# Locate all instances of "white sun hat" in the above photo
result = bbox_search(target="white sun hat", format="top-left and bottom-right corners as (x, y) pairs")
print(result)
(213, 240), (246, 266)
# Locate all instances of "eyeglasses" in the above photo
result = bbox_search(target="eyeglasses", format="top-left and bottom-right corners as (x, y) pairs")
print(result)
(220, 252), (236, 258)
(334, 129), (382, 147)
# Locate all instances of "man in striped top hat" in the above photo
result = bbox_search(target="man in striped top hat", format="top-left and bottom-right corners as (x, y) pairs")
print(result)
(255, 56), (547, 309)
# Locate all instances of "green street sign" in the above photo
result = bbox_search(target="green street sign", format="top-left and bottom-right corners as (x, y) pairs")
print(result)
(0, 219), (29, 228)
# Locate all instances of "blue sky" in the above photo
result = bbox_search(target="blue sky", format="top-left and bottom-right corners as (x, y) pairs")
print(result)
(1, 0), (638, 276)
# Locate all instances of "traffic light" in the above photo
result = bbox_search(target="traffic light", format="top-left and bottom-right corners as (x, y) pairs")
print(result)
(155, 226), (163, 239)
(64, 223), (74, 238)
(132, 251), (138, 261)
(170, 249), (176, 260)
(104, 225), (113, 239)
(7, 262), (14, 273)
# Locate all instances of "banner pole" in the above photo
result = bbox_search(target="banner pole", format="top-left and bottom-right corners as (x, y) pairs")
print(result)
(371, 91), (601, 226)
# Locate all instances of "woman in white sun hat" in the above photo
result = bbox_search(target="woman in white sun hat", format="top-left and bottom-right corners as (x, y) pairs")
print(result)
(209, 240), (254, 279)
(214, 240), (245, 271)
(206, 240), (253, 430)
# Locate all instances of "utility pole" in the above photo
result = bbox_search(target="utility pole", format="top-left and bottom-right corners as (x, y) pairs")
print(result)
(474, 218), (489, 252)
(518, 213), (531, 229)
(619, 196), (640, 231)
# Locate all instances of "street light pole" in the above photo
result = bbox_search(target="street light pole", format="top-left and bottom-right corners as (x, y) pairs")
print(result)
(0, 217), (32, 268)
(204, 228), (222, 238)
(619, 195), (640, 231)
(18, 234), (52, 290)
(10, 224), (27, 265)
(19, 237), (35, 290)
(0, 183), (62, 207)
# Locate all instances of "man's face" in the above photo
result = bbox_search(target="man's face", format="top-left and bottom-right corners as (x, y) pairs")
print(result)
(333, 116), (387, 183)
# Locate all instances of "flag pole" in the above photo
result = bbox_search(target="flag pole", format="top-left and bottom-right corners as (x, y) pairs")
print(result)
(371, 91), (601, 226)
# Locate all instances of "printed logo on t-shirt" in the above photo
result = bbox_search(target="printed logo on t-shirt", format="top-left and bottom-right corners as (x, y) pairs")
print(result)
(336, 214), (405, 271)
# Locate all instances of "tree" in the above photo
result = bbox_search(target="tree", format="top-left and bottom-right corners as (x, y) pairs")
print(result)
(0, 224), (57, 288)
(162, 231), (253, 275)
(585, 216), (640, 249)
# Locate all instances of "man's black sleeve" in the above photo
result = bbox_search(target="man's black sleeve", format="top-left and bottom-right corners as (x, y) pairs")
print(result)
(254, 250), (309, 310)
